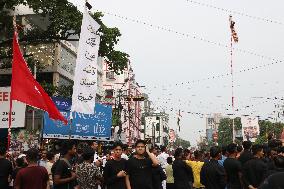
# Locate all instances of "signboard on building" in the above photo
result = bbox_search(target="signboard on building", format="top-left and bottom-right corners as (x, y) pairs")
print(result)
(241, 116), (259, 142)
(43, 99), (112, 140)
(0, 87), (26, 128)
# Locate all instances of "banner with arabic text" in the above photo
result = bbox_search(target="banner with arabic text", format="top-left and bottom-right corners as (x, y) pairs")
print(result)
(71, 10), (100, 114)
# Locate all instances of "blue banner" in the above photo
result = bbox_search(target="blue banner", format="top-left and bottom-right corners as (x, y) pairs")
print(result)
(43, 100), (112, 140)
(52, 97), (72, 111)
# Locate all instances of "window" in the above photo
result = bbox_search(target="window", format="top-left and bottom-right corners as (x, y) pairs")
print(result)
(156, 123), (160, 131)
(106, 71), (115, 79)
(105, 89), (114, 98)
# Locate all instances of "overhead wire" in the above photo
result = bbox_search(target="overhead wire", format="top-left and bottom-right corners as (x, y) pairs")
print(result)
(184, 0), (284, 26)
(98, 10), (282, 64)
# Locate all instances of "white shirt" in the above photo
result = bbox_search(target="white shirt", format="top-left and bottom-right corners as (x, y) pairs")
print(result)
(157, 152), (169, 168)
(121, 153), (129, 160)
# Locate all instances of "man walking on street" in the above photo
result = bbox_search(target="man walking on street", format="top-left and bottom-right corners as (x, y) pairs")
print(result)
(125, 139), (159, 189)
(104, 141), (128, 189)
(0, 145), (12, 189)
(223, 143), (243, 189)
(173, 148), (194, 189)
(200, 146), (226, 189)
(186, 150), (205, 189)
(239, 141), (253, 166)
(14, 148), (49, 189)
(242, 144), (268, 189)
(52, 140), (78, 189)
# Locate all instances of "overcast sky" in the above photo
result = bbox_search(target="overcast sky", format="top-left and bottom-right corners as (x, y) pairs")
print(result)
(70, 0), (284, 146)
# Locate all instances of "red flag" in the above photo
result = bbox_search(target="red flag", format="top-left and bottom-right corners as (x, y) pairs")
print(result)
(11, 32), (68, 124)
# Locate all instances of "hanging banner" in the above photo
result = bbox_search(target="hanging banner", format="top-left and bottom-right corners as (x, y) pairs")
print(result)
(43, 101), (112, 140)
(241, 116), (259, 142)
(0, 87), (26, 128)
(71, 10), (101, 114)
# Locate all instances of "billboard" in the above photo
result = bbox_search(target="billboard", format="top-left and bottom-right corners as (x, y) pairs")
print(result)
(0, 87), (26, 128)
(241, 116), (259, 142)
(43, 98), (112, 140)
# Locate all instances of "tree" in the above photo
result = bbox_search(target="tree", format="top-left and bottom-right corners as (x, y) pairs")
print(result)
(0, 0), (129, 74)
(218, 117), (242, 146)
(255, 120), (284, 143)
(174, 136), (191, 149)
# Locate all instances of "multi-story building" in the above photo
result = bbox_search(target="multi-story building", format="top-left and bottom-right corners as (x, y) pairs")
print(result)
(205, 113), (222, 142)
(142, 112), (169, 146)
(0, 5), (104, 130)
(101, 59), (143, 144)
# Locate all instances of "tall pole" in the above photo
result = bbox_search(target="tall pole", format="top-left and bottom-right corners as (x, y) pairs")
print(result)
(32, 64), (36, 130)
(230, 16), (236, 142)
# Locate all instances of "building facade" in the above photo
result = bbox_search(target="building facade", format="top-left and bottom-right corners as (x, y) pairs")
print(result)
(101, 59), (143, 144)
(142, 112), (169, 146)
(205, 113), (222, 142)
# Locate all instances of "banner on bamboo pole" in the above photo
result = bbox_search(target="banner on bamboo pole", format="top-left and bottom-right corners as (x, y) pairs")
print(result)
(0, 87), (26, 128)
(241, 116), (259, 142)
(71, 10), (101, 114)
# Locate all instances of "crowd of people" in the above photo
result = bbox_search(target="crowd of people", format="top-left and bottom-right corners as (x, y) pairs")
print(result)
(0, 138), (284, 189)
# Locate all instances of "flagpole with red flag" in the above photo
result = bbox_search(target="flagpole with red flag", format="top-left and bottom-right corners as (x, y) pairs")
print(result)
(8, 24), (68, 149)
(7, 15), (17, 150)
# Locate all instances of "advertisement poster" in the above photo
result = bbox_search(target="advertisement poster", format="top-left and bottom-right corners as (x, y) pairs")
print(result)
(0, 87), (26, 128)
(241, 116), (260, 142)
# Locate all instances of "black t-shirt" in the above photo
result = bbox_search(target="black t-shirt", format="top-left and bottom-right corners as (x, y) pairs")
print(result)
(104, 159), (127, 189)
(0, 158), (13, 189)
(52, 160), (76, 189)
(242, 158), (268, 188)
(126, 157), (153, 189)
(238, 150), (253, 166)
(259, 172), (284, 189)
(223, 157), (242, 189)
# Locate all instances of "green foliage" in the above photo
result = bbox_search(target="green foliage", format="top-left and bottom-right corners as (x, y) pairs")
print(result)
(174, 137), (191, 149)
(40, 81), (73, 98)
(218, 117), (241, 146)
(255, 135), (266, 144)
(256, 121), (284, 143)
(0, 0), (129, 74)
(218, 118), (233, 146)
(198, 140), (215, 152)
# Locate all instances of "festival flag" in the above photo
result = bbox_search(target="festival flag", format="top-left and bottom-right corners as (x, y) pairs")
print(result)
(229, 15), (239, 43)
(10, 31), (67, 124)
(71, 9), (100, 114)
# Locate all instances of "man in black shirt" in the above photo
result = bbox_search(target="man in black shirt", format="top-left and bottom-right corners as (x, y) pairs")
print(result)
(52, 140), (78, 189)
(200, 146), (226, 189)
(126, 139), (159, 189)
(239, 141), (253, 166)
(104, 141), (127, 189)
(172, 148), (193, 189)
(0, 145), (12, 189)
(223, 143), (243, 189)
(242, 144), (267, 189)
(259, 155), (284, 189)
